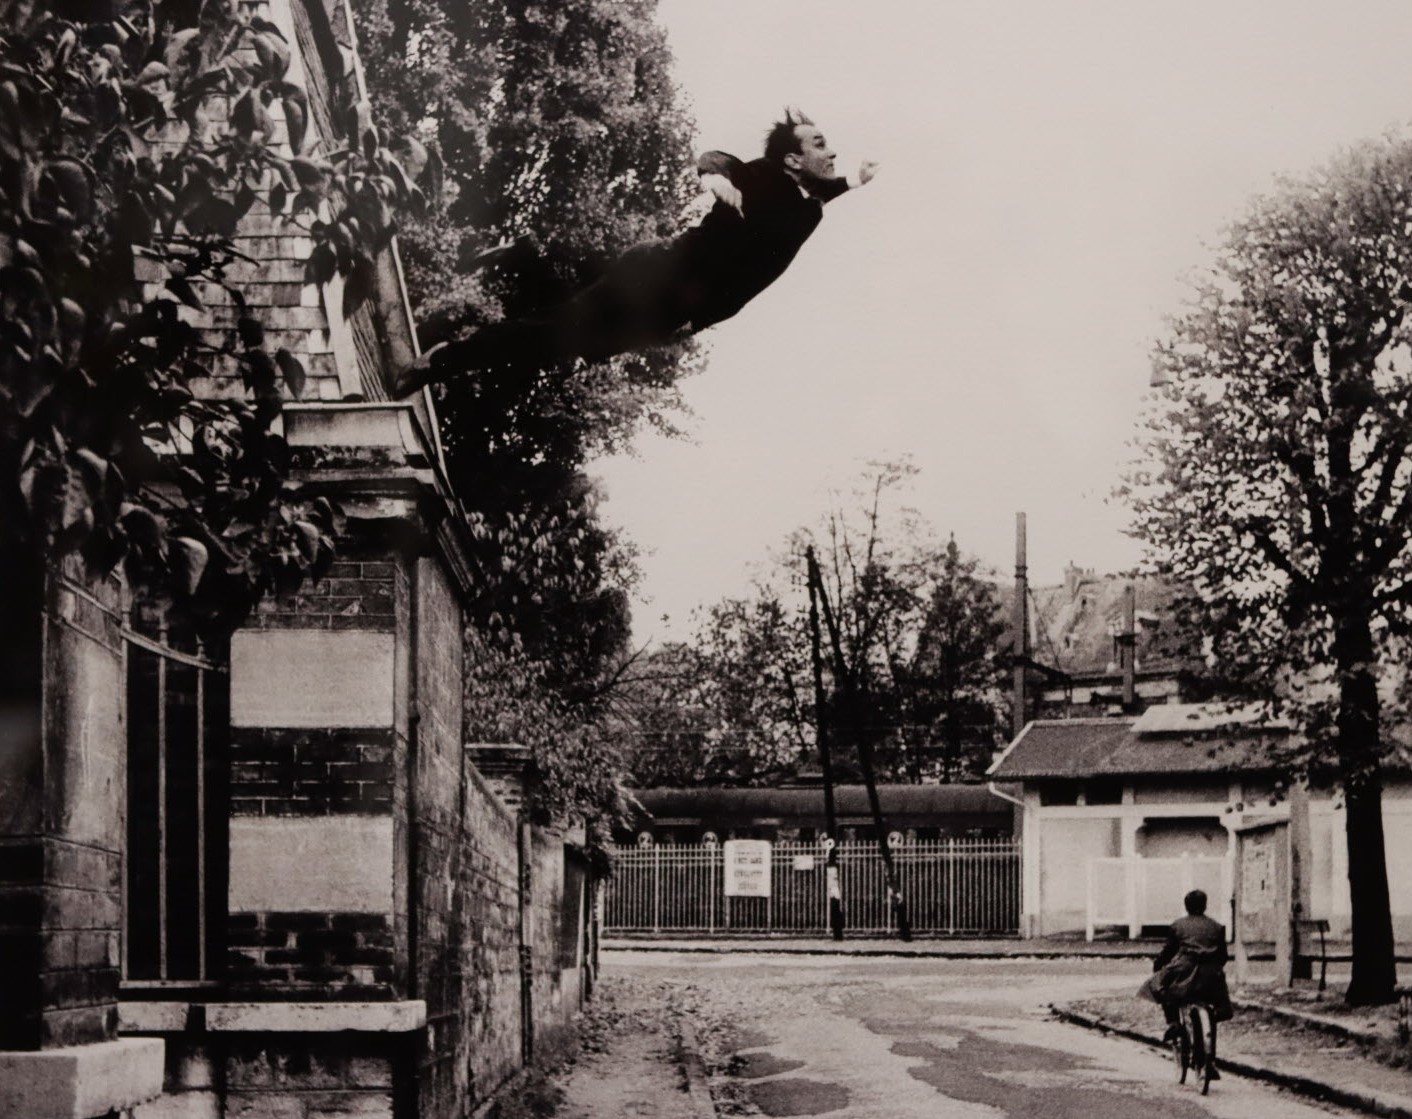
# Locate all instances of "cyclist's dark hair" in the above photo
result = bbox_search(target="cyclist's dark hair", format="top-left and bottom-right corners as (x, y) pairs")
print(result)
(764, 108), (814, 165)
(1184, 889), (1208, 915)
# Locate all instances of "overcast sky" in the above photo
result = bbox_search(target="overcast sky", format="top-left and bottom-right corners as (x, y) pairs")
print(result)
(591, 0), (1412, 644)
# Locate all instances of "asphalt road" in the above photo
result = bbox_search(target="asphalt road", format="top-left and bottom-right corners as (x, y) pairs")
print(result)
(607, 950), (1360, 1119)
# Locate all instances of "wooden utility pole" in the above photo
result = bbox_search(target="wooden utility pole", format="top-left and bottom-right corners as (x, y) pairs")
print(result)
(805, 546), (845, 940)
(810, 551), (913, 941)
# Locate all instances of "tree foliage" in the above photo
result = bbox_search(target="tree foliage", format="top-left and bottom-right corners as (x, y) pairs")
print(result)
(618, 462), (1008, 788)
(0, 0), (424, 635)
(354, 0), (702, 665)
(352, 0), (704, 824)
(1123, 135), (1412, 1004)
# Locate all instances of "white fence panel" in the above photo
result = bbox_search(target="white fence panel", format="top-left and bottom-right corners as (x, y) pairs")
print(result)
(1086, 855), (1231, 941)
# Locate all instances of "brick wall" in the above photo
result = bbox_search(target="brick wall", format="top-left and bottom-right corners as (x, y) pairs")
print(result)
(225, 537), (404, 1000)
(230, 728), (395, 816)
(247, 554), (401, 633)
(226, 912), (394, 990)
(456, 764), (524, 1111)
(410, 558), (467, 1114)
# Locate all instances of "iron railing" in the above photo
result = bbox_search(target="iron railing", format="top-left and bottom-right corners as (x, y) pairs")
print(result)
(604, 839), (1021, 935)
(124, 618), (229, 983)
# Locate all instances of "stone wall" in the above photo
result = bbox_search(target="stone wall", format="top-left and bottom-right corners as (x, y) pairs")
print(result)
(0, 572), (125, 1051)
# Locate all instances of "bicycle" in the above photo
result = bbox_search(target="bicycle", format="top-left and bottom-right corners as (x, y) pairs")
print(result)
(1169, 1002), (1218, 1094)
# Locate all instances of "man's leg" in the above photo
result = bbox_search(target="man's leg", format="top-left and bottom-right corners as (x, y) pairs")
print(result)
(392, 241), (691, 399)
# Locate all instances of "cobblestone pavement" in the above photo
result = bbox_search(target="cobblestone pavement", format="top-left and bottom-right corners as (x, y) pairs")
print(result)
(605, 949), (1379, 1118)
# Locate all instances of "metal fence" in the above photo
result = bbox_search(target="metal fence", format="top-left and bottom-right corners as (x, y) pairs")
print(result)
(604, 839), (1021, 935)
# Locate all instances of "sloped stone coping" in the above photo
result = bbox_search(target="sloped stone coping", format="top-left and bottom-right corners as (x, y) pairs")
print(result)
(119, 999), (427, 1034)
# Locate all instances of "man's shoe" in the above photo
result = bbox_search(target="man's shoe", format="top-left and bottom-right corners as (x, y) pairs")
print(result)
(1207, 1065), (1221, 1080)
(390, 342), (446, 399)
(1162, 1024), (1184, 1043)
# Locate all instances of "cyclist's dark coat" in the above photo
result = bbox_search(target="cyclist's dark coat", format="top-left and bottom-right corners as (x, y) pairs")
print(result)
(1138, 913), (1234, 1022)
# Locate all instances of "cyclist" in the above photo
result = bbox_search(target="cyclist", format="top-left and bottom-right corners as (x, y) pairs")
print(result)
(1138, 888), (1233, 1074)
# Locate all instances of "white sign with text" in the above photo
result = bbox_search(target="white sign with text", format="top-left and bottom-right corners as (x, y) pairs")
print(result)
(723, 839), (772, 898)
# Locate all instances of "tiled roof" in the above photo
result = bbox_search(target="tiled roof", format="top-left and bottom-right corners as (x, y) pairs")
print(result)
(987, 716), (1287, 780)
(631, 784), (1011, 821)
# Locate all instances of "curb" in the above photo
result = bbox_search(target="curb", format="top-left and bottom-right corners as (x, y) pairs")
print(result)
(1051, 1004), (1412, 1119)
(605, 943), (1155, 961)
(674, 1018), (718, 1119)
(1232, 997), (1385, 1045)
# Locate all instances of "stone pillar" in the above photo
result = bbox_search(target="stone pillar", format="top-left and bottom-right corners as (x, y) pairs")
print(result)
(0, 568), (163, 1117)
(466, 744), (533, 817)
(225, 549), (405, 997)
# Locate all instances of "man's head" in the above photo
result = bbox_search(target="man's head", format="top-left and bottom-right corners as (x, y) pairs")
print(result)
(1184, 889), (1208, 916)
(764, 108), (837, 194)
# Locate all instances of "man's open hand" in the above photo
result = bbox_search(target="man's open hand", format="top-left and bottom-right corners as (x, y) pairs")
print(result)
(859, 161), (879, 185)
(700, 172), (743, 214)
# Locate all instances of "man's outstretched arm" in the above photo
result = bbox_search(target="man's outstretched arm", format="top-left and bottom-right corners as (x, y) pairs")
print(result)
(697, 150), (745, 214)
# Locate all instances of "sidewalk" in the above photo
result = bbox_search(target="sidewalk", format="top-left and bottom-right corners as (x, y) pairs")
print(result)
(604, 934), (1162, 958)
(528, 975), (714, 1119)
(1057, 985), (1412, 1118)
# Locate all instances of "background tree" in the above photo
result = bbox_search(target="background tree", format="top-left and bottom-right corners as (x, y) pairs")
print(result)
(354, 0), (701, 665)
(618, 461), (1007, 788)
(902, 538), (1007, 782)
(1124, 134), (1412, 1005)
(351, 0), (704, 825)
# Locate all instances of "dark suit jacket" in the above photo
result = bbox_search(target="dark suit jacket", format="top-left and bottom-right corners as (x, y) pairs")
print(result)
(671, 151), (851, 331)
(1140, 913), (1232, 1019)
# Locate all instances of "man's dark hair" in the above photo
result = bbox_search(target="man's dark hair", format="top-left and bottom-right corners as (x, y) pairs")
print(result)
(1184, 889), (1208, 915)
(764, 107), (814, 165)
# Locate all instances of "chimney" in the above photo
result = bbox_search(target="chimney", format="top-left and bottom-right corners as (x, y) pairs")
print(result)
(1013, 513), (1028, 738)
(1121, 583), (1136, 710)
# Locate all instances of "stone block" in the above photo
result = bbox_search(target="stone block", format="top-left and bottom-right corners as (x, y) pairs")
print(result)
(305, 1093), (393, 1117)
(230, 630), (395, 730)
(133, 1090), (221, 1119)
(0, 1037), (164, 1119)
(206, 1002), (426, 1033)
(229, 817), (394, 913)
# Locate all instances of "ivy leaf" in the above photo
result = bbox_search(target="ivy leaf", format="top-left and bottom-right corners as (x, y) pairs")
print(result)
(170, 536), (210, 595)
(240, 349), (278, 394)
(303, 241), (336, 286)
(342, 255), (375, 319)
(289, 156), (329, 193)
(251, 31), (290, 80)
(236, 316), (264, 348)
(268, 180), (287, 216)
(166, 276), (203, 309)
(231, 89), (258, 138)
(292, 520), (320, 562)
(275, 347), (306, 399)
(283, 97), (307, 156)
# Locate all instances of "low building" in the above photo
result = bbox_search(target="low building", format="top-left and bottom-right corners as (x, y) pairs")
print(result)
(623, 784), (1016, 845)
(988, 704), (1412, 940)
